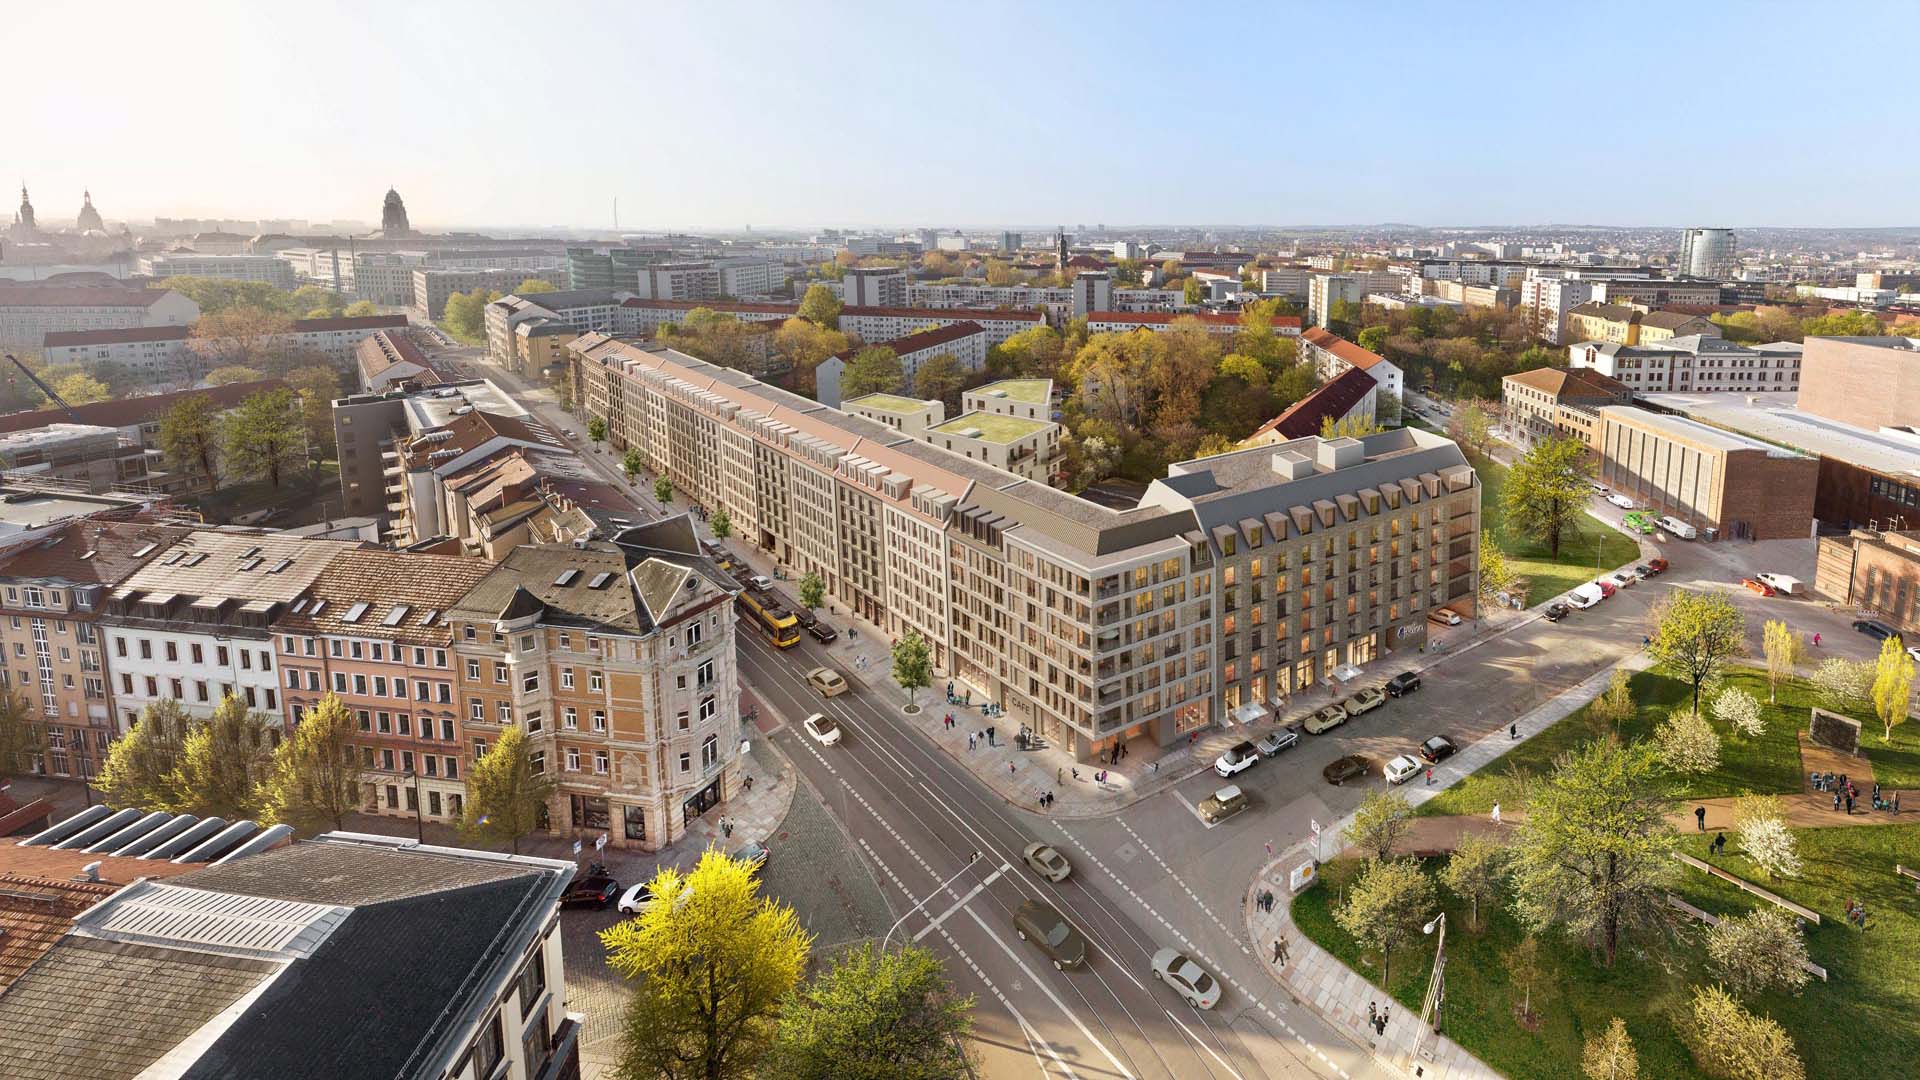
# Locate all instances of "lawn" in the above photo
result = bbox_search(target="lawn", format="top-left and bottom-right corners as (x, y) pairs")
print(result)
(1294, 823), (1920, 1080)
(1416, 667), (1881, 818)
(1472, 450), (1641, 604)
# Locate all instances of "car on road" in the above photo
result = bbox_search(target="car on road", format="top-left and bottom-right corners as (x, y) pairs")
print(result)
(1909, 644), (1920, 663)
(1304, 703), (1349, 734)
(1741, 577), (1776, 597)
(1622, 511), (1656, 534)
(731, 841), (770, 872)
(1426, 607), (1462, 627)
(1384, 754), (1423, 785)
(1322, 755), (1370, 786)
(1023, 842), (1072, 882)
(1645, 557), (1669, 575)
(1420, 735), (1458, 763)
(561, 429), (576, 439)
(1255, 730), (1299, 757)
(1543, 601), (1571, 622)
(1567, 583), (1604, 609)
(1013, 900), (1088, 971)
(805, 621), (838, 644)
(1197, 784), (1250, 823)
(616, 881), (691, 916)
(1594, 578), (1618, 599)
(1854, 619), (1898, 641)
(1756, 573), (1801, 595)
(560, 868), (621, 909)
(1384, 671), (1421, 697)
(1606, 571), (1636, 590)
(1631, 564), (1657, 581)
(1590, 482), (1610, 496)
(746, 574), (774, 592)
(790, 606), (818, 629)
(1150, 948), (1222, 1009)
(802, 712), (841, 745)
(1344, 686), (1386, 716)
(1607, 493), (1636, 510)
(805, 667), (849, 697)
(1214, 740), (1260, 777)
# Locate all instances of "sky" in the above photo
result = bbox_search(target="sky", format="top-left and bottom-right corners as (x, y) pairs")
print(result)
(11, 0), (1917, 231)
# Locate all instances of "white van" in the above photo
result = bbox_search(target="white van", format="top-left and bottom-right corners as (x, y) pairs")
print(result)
(1567, 582), (1606, 609)
(1656, 515), (1697, 540)
(1757, 573), (1801, 595)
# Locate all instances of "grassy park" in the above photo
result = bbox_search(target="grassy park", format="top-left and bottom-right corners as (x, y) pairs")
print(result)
(1471, 451), (1640, 604)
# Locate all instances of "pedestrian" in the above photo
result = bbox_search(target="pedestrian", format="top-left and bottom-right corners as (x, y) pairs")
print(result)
(1695, 805), (1706, 831)
(1895, 792), (1902, 815)
(1510, 722), (1518, 740)
(1425, 767), (1434, 786)
(988, 725), (996, 746)
(1834, 789), (1843, 812)
(1274, 938), (1286, 965)
(1072, 766), (1080, 781)
(1264, 839), (1274, 857)
(1152, 761), (1160, 774)
(721, 817), (734, 839)
(743, 775), (754, 793)
(1368, 1002), (1377, 1030)
(1814, 633), (1821, 647)
(1009, 762), (1016, 776)
(1712, 831), (1725, 855)
(1057, 767), (1063, 784)
(968, 733), (976, 751)
(1491, 802), (1501, 825)
(1846, 792), (1855, 814)
(1378, 1007), (1390, 1035)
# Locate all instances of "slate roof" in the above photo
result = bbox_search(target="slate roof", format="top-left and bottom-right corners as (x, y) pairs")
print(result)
(403, 408), (564, 469)
(0, 520), (194, 586)
(1638, 310), (1713, 331)
(271, 548), (494, 644)
(453, 543), (642, 632)
(0, 379), (290, 436)
(42, 325), (190, 347)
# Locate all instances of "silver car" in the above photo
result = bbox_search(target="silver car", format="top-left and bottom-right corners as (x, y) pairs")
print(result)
(1151, 947), (1222, 1009)
(1023, 842), (1072, 882)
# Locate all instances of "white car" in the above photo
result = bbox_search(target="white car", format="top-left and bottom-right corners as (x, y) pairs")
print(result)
(620, 881), (693, 915)
(1151, 948), (1222, 1009)
(1606, 493), (1635, 510)
(1909, 644), (1920, 664)
(802, 712), (841, 746)
(1566, 583), (1604, 609)
(1213, 741), (1259, 777)
(1383, 755), (1423, 785)
(747, 575), (774, 591)
(1023, 842), (1072, 882)
(1606, 571), (1636, 590)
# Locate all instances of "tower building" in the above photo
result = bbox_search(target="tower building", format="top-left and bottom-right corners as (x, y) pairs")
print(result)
(382, 187), (412, 237)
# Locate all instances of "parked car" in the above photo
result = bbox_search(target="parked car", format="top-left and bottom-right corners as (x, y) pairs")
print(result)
(1304, 703), (1349, 734)
(1344, 686), (1386, 716)
(1255, 730), (1300, 757)
(1622, 511), (1656, 534)
(1420, 735), (1458, 763)
(560, 868), (621, 909)
(1214, 740), (1260, 777)
(1657, 515), (1698, 540)
(1426, 607), (1462, 627)
(746, 574), (774, 592)
(802, 712), (841, 745)
(805, 667), (849, 697)
(1593, 578), (1618, 599)
(806, 621), (838, 644)
(1544, 601), (1571, 622)
(790, 606), (818, 629)
(616, 882), (656, 914)
(1756, 573), (1801, 595)
(1322, 755), (1370, 786)
(1631, 564), (1656, 581)
(1741, 577), (1775, 597)
(1013, 900), (1087, 971)
(1590, 482), (1610, 496)
(1607, 493), (1636, 510)
(1384, 671), (1421, 697)
(1197, 784), (1250, 823)
(1384, 755), (1423, 785)
(1567, 583), (1604, 609)
(1151, 948), (1222, 1009)
(1646, 557), (1669, 575)
(1606, 571), (1635, 590)
(1023, 842), (1072, 882)
(732, 841), (770, 872)
(1854, 619), (1897, 641)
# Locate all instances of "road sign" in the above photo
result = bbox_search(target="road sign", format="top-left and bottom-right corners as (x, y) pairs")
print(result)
(572, 839), (582, 856)
(596, 833), (608, 852)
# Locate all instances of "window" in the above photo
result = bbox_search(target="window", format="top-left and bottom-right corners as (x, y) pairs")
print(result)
(526, 710), (544, 733)
(563, 707), (577, 730)
(677, 710), (689, 731)
(521, 670), (539, 693)
(333, 672), (348, 693)
(702, 735), (718, 769)
(590, 670), (603, 691)
(493, 663), (507, 683)
(530, 750), (545, 774)
(190, 643), (203, 664)
(565, 747), (580, 772)
(594, 749), (608, 774)
(216, 646), (229, 666)
(239, 650), (251, 670)
(698, 697), (716, 724)
(560, 668), (574, 690)
(624, 805), (646, 840)
(697, 659), (714, 688)
(472, 1012), (504, 1076)
(679, 751), (691, 773)
(115, 638), (126, 658)
(445, 755), (459, 780)
(687, 620), (703, 647)
(139, 639), (151, 660)
(592, 710), (607, 732)
(472, 738), (488, 760)
(165, 642), (178, 662)
(498, 701), (512, 723)
(470, 698), (484, 721)
(467, 659), (480, 679)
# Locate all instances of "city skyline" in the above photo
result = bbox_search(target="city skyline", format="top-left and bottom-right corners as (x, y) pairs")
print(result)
(15, 1), (1920, 231)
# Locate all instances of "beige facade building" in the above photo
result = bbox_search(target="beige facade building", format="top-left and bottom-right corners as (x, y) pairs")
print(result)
(1796, 335), (1920, 431)
(1597, 407), (1818, 540)
(1501, 366), (1633, 449)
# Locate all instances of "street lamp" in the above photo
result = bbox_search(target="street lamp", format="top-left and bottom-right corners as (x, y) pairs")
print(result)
(1412, 912), (1447, 1063)
(881, 852), (980, 950)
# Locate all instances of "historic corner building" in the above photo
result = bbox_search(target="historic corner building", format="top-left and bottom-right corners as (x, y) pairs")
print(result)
(569, 334), (1481, 761)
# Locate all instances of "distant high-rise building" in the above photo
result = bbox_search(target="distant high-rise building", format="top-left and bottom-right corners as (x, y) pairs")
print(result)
(381, 187), (412, 237)
(74, 190), (103, 232)
(1678, 227), (1735, 279)
(1000, 231), (1021, 253)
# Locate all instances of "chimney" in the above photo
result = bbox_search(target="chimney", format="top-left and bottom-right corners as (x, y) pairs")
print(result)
(1316, 437), (1364, 471)
(1271, 452), (1313, 480)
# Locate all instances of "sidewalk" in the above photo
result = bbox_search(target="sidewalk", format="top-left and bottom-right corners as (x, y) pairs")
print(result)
(1247, 857), (1498, 1080)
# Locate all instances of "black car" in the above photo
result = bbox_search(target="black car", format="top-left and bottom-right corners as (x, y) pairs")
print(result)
(806, 621), (838, 644)
(1543, 601), (1570, 622)
(560, 869), (621, 909)
(1384, 671), (1421, 697)
(790, 606), (818, 629)
(1419, 735), (1457, 763)
(1854, 619), (1897, 641)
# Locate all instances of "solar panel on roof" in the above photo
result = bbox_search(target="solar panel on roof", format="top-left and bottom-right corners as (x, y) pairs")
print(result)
(342, 601), (369, 622)
(554, 569), (580, 586)
(587, 572), (613, 589)
(382, 604), (410, 626)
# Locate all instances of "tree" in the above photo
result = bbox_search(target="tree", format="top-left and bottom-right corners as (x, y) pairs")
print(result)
(158, 393), (223, 491)
(1809, 656), (1873, 712)
(1446, 401), (1494, 453)
(1647, 590), (1746, 714)
(798, 283), (842, 329)
(222, 387), (307, 489)
(291, 285), (343, 319)
(1319, 413), (1385, 439)
(1870, 633), (1913, 742)
(94, 698), (193, 810)
(774, 319), (850, 395)
(1439, 833), (1509, 930)
(1760, 619), (1802, 704)
(911, 353), (966, 407)
(1331, 857), (1433, 987)
(460, 724), (555, 854)
(1341, 790), (1412, 862)
(1588, 668), (1637, 734)
(1686, 984), (1804, 1080)
(187, 306), (295, 382)
(1503, 436), (1591, 558)
(284, 365), (343, 457)
(205, 365), (264, 386)
(516, 278), (557, 295)
(989, 326), (1066, 379)
(1510, 739), (1677, 966)
(767, 943), (973, 1080)
(1477, 529), (1516, 606)
(1732, 796), (1803, 880)
(1193, 433), (1237, 457)
(1802, 310), (1881, 338)
(167, 693), (278, 819)
(1711, 686), (1764, 738)
(261, 694), (363, 833)
(0, 689), (43, 778)
(1506, 934), (1546, 1023)
(343, 299), (380, 317)
(710, 507), (732, 542)
(654, 476), (674, 505)
(622, 448), (645, 483)
(1654, 708), (1721, 776)
(1357, 325), (1390, 355)
(1706, 908), (1811, 1000)
(841, 346), (905, 399)
(441, 288), (490, 341)
(600, 849), (811, 1080)
(892, 630), (932, 708)
(798, 572), (824, 611)
(51, 371), (110, 404)
(587, 417), (607, 444)
(1583, 1017), (1640, 1080)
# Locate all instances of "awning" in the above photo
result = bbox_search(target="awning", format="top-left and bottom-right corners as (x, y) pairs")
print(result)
(1231, 702), (1270, 726)
(1332, 664), (1364, 683)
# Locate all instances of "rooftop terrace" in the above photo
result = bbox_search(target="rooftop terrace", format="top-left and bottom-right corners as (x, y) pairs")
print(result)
(932, 412), (1053, 443)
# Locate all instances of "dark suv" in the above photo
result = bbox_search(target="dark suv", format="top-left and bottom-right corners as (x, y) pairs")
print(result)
(806, 621), (838, 644)
(1384, 671), (1421, 697)
(1854, 619), (1897, 641)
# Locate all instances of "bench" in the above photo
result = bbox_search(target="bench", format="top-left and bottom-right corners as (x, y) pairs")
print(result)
(1899, 865), (1920, 894)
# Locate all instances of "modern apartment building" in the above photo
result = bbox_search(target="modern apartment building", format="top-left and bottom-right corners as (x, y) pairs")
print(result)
(570, 333), (1479, 758)
(1072, 271), (1113, 318)
(843, 268), (908, 307)
(1520, 275), (1597, 344)
(908, 283), (1074, 310)
(0, 285), (200, 348)
(638, 261), (722, 301)
(137, 253), (297, 289)
(40, 324), (193, 377)
(413, 267), (531, 319)
(448, 518), (741, 851)
(926, 412), (1060, 481)
(1568, 336), (1801, 394)
(1307, 271), (1400, 327)
(331, 378), (534, 521)
(1678, 227), (1736, 279)
(965, 379), (1053, 422)
(273, 548), (494, 825)
(618, 298), (795, 335)
(815, 321), (990, 408)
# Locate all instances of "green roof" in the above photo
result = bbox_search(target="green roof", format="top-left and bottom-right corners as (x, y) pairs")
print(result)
(844, 393), (935, 415)
(932, 412), (1053, 443)
(971, 379), (1051, 404)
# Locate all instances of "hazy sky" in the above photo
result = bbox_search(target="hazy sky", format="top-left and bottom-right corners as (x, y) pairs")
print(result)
(12, 1), (1916, 230)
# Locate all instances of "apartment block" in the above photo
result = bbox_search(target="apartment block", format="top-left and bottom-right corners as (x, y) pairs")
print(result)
(1085, 311), (1296, 338)
(1307, 271), (1399, 327)
(1520, 275), (1597, 344)
(412, 267), (531, 319)
(1568, 336), (1801, 394)
(1596, 406), (1817, 540)
(638, 261), (722, 301)
(40, 324), (192, 377)
(843, 268), (908, 307)
(839, 305), (1044, 346)
(482, 288), (623, 371)
(1073, 271), (1113, 319)
(1303, 327), (1403, 404)
(569, 333), (1480, 759)
(137, 253), (297, 289)
(965, 379), (1053, 422)
(928, 412), (1061, 481)
(0, 285), (200, 348)
(1501, 366), (1633, 449)
(844, 394), (946, 438)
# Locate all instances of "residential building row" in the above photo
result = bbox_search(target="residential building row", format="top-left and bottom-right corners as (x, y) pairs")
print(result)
(0, 283), (200, 349)
(137, 252), (297, 289)
(1566, 335), (1801, 394)
(39, 313), (408, 380)
(569, 332), (1480, 760)
(814, 321), (990, 409)
(841, 379), (1062, 482)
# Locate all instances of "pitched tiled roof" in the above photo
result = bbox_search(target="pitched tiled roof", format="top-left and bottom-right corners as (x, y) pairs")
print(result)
(886, 320), (987, 355)
(1065, 254), (1108, 269)
(0, 380), (289, 436)
(403, 409), (564, 469)
(0, 285), (175, 308)
(1637, 310), (1710, 331)
(842, 305), (1044, 323)
(0, 874), (116, 990)
(1249, 367), (1378, 441)
(1502, 366), (1632, 400)
(0, 521), (194, 586)
(1301, 327), (1384, 370)
(117, 531), (360, 607)
(1568, 301), (1640, 322)
(271, 548), (494, 644)
(42, 325), (190, 347)
(287, 314), (409, 334)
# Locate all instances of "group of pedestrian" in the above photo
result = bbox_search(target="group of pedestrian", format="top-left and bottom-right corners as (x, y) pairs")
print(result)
(718, 815), (734, 839)
(1102, 743), (1129, 765)
(1039, 791), (1057, 808)
(1255, 889), (1276, 913)
(1845, 898), (1869, 930)
(1710, 831), (1727, 855)
(1271, 936), (1290, 966)
(1367, 1002), (1390, 1037)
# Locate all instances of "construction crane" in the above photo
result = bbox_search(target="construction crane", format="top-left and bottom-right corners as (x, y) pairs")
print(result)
(3, 353), (78, 421)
